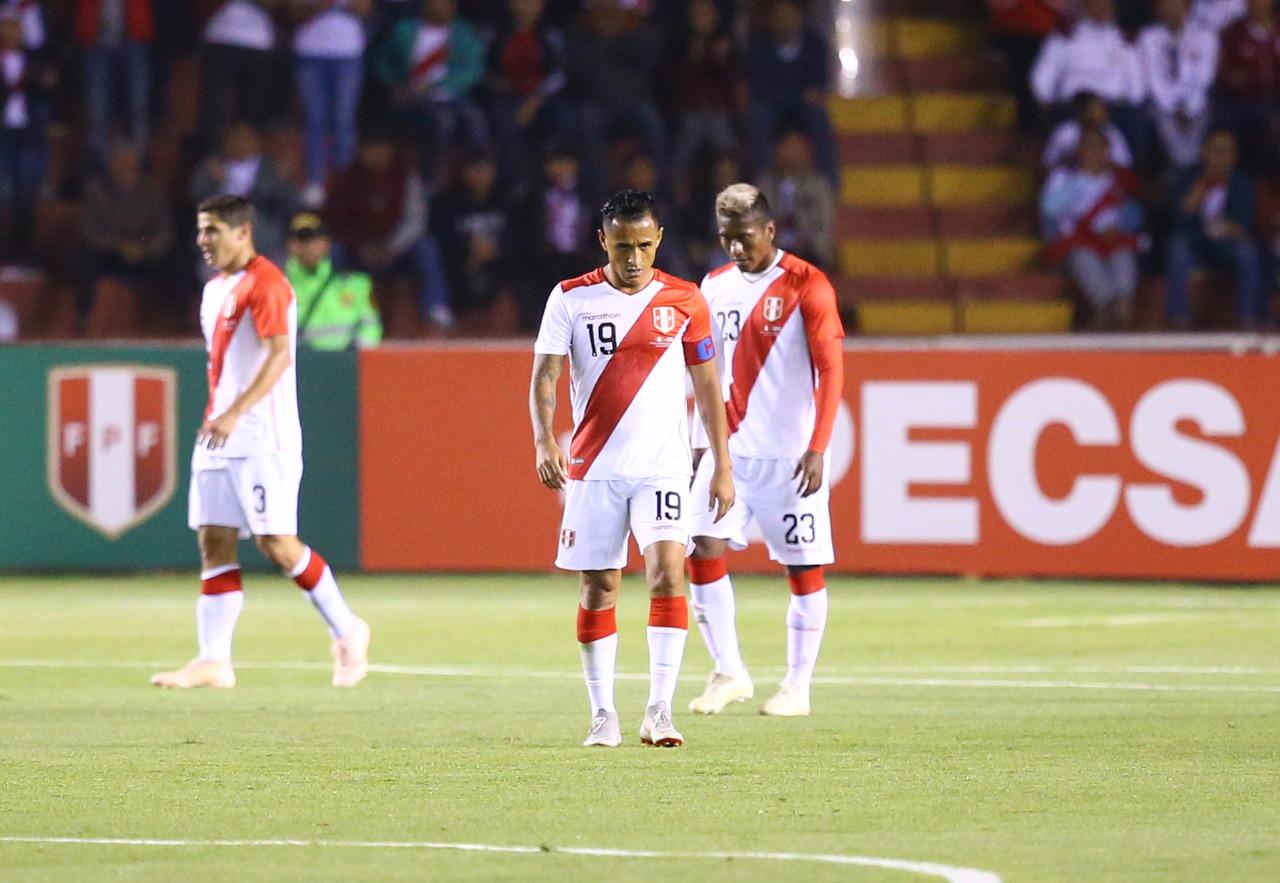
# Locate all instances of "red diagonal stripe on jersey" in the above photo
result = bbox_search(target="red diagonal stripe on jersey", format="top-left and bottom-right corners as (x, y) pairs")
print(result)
(726, 271), (802, 434)
(569, 288), (675, 480)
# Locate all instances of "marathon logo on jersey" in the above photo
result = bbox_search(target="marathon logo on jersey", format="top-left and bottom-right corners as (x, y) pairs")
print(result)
(652, 306), (677, 334)
(763, 296), (785, 323)
(561, 528), (576, 549)
(47, 366), (177, 539)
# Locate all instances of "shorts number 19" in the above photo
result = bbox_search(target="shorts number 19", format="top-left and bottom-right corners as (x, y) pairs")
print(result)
(654, 491), (682, 521)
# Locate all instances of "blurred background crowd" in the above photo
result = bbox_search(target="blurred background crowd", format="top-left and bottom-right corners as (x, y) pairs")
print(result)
(0, 0), (1275, 343)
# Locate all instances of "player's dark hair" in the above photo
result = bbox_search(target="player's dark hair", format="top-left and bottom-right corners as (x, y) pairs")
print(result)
(197, 194), (255, 229)
(600, 189), (658, 228)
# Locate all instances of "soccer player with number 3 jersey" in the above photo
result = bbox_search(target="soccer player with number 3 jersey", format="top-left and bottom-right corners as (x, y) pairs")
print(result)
(151, 196), (370, 690)
(529, 190), (735, 748)
(686, 184), (845, 718)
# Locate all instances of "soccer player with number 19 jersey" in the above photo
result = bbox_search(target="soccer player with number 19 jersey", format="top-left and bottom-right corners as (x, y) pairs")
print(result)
(687, 183), (845, 718)
(530, 190), (735, 748)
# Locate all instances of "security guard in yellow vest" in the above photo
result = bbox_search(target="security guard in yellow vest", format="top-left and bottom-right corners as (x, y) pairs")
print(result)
(285, 212), (383, 351)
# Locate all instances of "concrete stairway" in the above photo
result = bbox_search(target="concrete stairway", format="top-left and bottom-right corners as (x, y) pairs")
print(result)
(831, 12), (1073, 334)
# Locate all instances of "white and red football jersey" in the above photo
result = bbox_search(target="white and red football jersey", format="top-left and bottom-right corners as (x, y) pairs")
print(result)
(534, 267), (716, 481)
(198, 255), (301, 458)
(701, 251), (844, 460)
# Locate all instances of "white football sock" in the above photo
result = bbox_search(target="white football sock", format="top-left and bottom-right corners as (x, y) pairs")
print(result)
(784, 588), (828, 694)
(689, 574), (747, 677)
(646, 626), (687, 707)
(196, 588), (244, 662)
(290, 548), (358, 639)
(580, 633), (618, 714)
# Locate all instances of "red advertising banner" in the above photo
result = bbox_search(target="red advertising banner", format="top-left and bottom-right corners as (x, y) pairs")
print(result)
(361, 346), (1280, 582)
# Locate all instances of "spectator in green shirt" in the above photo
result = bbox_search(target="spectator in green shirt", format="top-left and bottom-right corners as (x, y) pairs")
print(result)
(285, 212), (383, 351)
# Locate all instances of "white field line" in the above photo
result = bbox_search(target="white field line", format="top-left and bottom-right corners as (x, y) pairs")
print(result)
(0, 835), (1002, 883)
(1012, 612), (1261, 628)
(3, 659), (1280, 693)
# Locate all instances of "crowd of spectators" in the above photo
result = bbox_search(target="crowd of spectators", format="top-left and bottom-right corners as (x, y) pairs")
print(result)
(0, 0), (840, 340)
(994, 0), (1280, 329)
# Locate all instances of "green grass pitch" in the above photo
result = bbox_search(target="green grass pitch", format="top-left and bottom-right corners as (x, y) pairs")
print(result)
(1, 573), (1278, 882)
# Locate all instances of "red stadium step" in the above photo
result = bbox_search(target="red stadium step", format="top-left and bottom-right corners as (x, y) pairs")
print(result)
(921, 131), (1037, 165)
(956, 273), (1067, 303)
(936, 205), (1039, 238)
(838, 133), (921, 165)
(837, 275), (955, 304)
(885, 56), (1005, 91)
(837, 206), (934, 239)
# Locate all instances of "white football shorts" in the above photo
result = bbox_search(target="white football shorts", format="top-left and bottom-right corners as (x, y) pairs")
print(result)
(188, 449), (302, 538)
(690, 453), (834, 566)
(556, 477), (692, 571)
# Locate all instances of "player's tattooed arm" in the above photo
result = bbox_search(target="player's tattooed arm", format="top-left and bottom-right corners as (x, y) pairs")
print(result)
(688, 360), (735, 522)
(529, 353), (569, 490)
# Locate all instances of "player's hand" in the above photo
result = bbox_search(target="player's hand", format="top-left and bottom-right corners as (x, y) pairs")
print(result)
(708, 463), (735, 523)
(793, 450), (825, 497)
(199, 409), (241, 451)
(535, 439), (569, 490)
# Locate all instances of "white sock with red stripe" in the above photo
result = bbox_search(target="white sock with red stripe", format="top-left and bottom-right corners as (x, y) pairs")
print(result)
(646, 595), (688, 707)
(688, 556), (747, 677)
(578, 606), (617, 713)
(197, 565), (244, 662)
(290, 547), (357, 639)
(784, 569), (828, 694)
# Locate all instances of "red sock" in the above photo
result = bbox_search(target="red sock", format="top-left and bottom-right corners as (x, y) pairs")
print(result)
(688, 556), (727, 584)
(201, 567), (242, 595)
(293, 549), (326, 591)
(577, 606), (617, 644)
(787, 567), (826, 596)
(648, 595), (688, 629)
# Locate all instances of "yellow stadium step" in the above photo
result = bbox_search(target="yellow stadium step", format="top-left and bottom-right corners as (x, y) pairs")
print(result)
(958, 299), (1075, 334)
(863, 18), (985, 60)
(840, 239), (942, 277)
(829, 95), (909, 134)
(911, 93), (1017, 132)
(944, 238), (1042, 277)
(929, 165), (1036, 206)
(842, 165), (926, 207)
(858, 301), (957, 335)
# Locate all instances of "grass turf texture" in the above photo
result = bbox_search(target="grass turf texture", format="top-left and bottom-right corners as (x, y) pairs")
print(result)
(0, 574), (1278, 882)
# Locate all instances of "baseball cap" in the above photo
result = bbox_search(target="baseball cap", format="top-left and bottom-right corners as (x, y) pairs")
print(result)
(288, 212), (327, 239)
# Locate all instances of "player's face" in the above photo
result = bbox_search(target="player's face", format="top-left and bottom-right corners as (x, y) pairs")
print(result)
(196, 212), (252, 272)
(718, 213), (776, 274)
(599, 214), (663, 290)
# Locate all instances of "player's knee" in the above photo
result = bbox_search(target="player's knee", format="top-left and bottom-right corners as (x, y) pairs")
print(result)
(254, 534), (298, 569)
(197, 529), (238, 569)
(691, 536), (726, 559)
(648, 566), (684, 598)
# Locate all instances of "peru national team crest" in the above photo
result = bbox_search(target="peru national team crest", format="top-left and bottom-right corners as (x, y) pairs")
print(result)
(561, 528), (576, 549)
(652, 306), (677, 334)
(763, 296), (785, 323)
(47, 366), (177, 539)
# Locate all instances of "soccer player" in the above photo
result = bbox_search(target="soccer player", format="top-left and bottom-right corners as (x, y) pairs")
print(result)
(686, 183), (844, 718)
(151, 195), (371, 690)
(529, 189), (735, 748)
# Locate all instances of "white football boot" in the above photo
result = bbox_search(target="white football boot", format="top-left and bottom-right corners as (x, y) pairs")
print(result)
(331, 618), (371, 687)
(582, 709), (622, 747)
(150, 659), (236, 689)
(687, 670), (754, 714)
(639, 701), (684, 747)
(760, 683), (810, 717)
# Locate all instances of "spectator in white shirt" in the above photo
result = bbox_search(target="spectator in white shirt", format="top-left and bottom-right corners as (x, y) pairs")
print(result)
(0, 0), (43, 51)
(1138, 0), (1219, 168)
(1043, 91), (1134, 168)
(1030, 0), (1145, 116)
(290, 0), (372, 207)
(199, 0), (279, 151)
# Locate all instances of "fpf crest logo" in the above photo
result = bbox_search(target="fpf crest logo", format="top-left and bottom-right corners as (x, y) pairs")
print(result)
(763, 296), (785, 323)
(652, 306), (677, 334)
(47, 365), (177, 539)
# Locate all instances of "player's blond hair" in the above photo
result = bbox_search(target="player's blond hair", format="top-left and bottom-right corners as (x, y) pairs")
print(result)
(715, 183), (770, 220)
